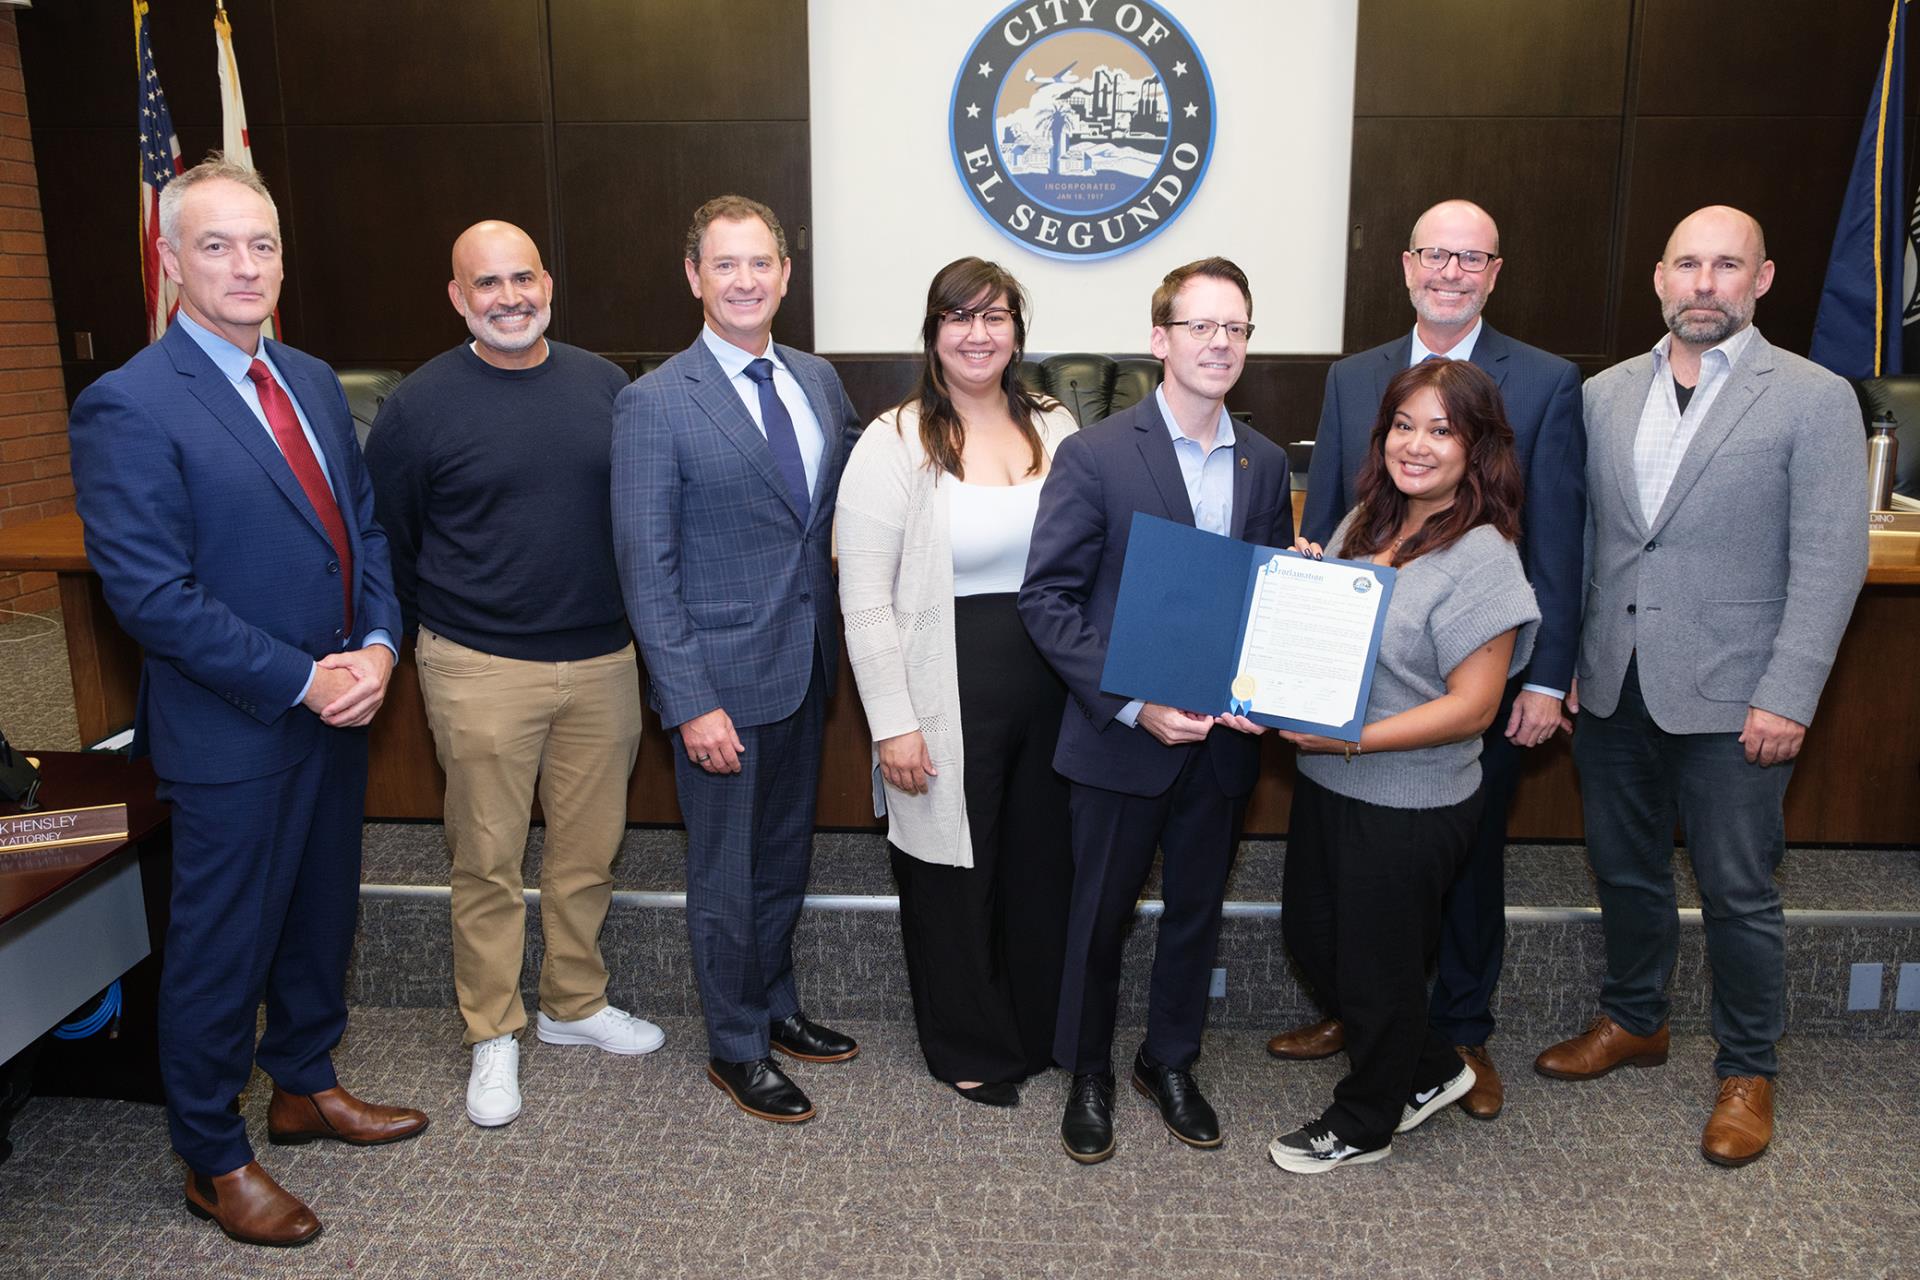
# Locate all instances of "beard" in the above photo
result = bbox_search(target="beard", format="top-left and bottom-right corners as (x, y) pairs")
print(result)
(1662, 294), (1752, 346)
(1408, 283), (1485, 331)
(467, 303), (551, 354)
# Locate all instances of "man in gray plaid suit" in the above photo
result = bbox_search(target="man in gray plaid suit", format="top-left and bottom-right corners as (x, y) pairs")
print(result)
(612, 195), (863, 1124)
(1535, 206), (1867, 1167)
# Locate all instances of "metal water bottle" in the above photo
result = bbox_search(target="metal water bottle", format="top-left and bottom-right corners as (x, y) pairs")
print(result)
(1867, 411), (1899, 512)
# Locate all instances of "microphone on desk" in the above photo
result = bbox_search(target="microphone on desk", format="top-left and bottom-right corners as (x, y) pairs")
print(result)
(0, 725), (42, 810)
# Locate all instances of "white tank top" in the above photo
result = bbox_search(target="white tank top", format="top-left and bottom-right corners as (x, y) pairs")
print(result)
(947, 476), (1045, 596)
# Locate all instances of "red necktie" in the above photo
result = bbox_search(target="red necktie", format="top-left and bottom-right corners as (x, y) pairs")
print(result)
(246, 359), (354, 632)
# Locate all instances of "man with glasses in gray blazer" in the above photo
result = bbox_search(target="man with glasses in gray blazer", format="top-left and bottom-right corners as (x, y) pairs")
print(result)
(1534, 205), (1867, 1168)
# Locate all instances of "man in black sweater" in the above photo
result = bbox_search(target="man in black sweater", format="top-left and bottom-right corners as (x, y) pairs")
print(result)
(365, 221), (658, 1130)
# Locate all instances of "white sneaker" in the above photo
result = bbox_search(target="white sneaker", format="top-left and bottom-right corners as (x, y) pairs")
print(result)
(536, 1005), (665, 1056)
(466, 1034), (522, 1127)
(1396, 1061), (1478, 1134)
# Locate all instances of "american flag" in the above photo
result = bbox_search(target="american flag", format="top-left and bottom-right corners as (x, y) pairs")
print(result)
(136, 0), (183, 344)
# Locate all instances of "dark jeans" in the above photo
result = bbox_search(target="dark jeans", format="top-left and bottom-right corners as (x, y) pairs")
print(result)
(1572, 659), (1790, 1078)
(892, 593), (1071, 1084)
(1283, 773), (1481, 1148)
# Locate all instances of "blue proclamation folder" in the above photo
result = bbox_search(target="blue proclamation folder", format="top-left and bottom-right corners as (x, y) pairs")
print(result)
(1099, 513), (1396, 741)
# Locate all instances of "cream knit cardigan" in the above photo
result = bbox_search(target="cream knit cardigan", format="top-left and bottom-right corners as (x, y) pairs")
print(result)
(835, 401), (1079, 866)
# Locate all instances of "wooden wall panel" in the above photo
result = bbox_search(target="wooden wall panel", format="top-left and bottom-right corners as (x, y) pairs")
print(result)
(283, 125), (553, 366)
(18, 0), (284, 130)
(550, 0), (809, 122)
(1612, 116), (1863, 359)
(1345, 117), (1621, 358)
(274, 0), (545, 125)
(1356, 0), (1631, 118)
(1636, 0), (1898, 118)
(556, 121), (814, 353)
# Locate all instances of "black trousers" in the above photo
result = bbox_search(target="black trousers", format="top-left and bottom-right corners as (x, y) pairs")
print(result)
(1283, 773), (1481, 1147)
(892, 593), (1072, 1084)
(1428, 682), (1523, 1045)
(1054, 746), (1245, 1075)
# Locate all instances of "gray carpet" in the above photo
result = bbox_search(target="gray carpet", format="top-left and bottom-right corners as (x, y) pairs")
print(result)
(1, 1015), (1914, 1279)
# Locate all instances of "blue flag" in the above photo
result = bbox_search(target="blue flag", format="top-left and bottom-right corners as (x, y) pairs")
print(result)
(1811, 0), (1908, 378)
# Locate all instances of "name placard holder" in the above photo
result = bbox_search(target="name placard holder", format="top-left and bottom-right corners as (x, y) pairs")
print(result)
(0, 803), (131, 854)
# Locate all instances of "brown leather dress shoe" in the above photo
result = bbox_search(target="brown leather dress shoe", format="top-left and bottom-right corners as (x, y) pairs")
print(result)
(184, 1161), (321, 1247)
(1456, 1044), (1503, 1119)
(1534, 1015), (1669, 1080)
(1701, 1075), (1773, 1167)
(1266, 1017), (1344, 1061)
(267, 1084), (429, 1147)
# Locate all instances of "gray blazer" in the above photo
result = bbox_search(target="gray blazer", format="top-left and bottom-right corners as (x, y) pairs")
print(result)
(611, 333), (861, 731)
(1577, 327), (1867, 734)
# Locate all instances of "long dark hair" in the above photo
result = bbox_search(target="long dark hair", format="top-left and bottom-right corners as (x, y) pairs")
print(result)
(893, 256), (1052, 480)
(1341, 359), (1524, 565)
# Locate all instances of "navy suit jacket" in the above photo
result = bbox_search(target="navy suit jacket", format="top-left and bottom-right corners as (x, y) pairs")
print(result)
(67, 323), (399, 785)
(612, 333), (861, 731)
(1301, 323), (1586, 691)
(1019, 398), (1293, 799)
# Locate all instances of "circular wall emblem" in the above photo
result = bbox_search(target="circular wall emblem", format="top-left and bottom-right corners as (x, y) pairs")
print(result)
(949, 1), (1215, 261)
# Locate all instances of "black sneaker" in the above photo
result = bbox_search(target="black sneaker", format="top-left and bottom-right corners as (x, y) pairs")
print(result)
(1396, 1061), (1477, 1134)
(1267, 1121), (1389, 1174)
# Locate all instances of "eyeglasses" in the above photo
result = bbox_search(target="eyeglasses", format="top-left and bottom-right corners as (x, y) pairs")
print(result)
(937, 307), (1014, 329)
(1410, 247), (1497, 273)
(1163, 318), (1255, 343)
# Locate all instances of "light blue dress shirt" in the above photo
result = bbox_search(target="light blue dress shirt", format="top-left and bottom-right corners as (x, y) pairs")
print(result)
(173, 310), (393, 703)
(1117, 386), (1238, 728)
(700, 325), (826, 499)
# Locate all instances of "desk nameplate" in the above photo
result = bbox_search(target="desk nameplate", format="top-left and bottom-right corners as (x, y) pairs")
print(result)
(0, 803), (130, 854)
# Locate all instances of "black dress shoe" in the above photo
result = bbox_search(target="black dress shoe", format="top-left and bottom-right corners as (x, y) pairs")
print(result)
(769, 1012), (859, 1063)
(706, 1057), (815, 1123)
(1061, 1072), (1116, 1164)
(1131, 1050), (1222, 1148)
(947, 1080), (1020, 1108)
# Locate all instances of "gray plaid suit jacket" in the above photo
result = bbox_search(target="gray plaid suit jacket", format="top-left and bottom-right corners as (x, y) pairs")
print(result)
(1577, 327), (1867, 734)
(612, 333), (861, 731)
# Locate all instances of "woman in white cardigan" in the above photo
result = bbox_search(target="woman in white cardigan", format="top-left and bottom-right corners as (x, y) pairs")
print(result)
(836, 258), (1078, 1107)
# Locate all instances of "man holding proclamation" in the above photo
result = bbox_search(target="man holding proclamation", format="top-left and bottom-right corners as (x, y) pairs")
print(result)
(67, 156), (424, 1248)
(1270, 200), (1585, 1119)
(365, 221), (657, 1132)
(1020, 258), (1291, 1164)
(1536, 206), (1865, 1166)
(612, 195), (862, 1124)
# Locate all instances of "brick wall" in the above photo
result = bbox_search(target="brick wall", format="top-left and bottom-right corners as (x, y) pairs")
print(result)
(0, 12), (69, 618)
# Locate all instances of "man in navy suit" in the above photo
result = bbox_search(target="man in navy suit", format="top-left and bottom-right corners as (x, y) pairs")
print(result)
(1268, 199), (1586, 1119)
(612, 195), (862, 1124)
(1020, 258), (1292, 1164)
(67, 157), (425, 1248)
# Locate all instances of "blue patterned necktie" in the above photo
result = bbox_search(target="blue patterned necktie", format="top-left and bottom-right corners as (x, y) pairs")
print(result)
(743, 358), (811, 519)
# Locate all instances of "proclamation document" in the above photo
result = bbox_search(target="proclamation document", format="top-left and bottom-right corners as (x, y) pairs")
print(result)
(1228, 553), (1392, 736)
(1100, 515), (1396, 742)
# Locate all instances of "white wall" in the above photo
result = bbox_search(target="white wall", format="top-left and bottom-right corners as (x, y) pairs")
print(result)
(808, 0), (1357, 354)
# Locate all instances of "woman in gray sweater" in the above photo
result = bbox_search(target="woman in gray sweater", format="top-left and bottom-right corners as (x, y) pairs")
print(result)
(1266, 359), (1540, 1175)
(837, 258), (1078, 1107)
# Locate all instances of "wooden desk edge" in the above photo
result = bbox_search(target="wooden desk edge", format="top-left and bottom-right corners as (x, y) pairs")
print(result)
(6, 509), (1920, 584)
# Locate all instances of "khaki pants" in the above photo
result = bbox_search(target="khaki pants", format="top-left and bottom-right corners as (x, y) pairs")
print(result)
(416, 627), (643, 1044)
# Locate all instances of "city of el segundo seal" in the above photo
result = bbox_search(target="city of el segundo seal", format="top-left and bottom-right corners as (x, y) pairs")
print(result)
(949, 0), (1216, 261)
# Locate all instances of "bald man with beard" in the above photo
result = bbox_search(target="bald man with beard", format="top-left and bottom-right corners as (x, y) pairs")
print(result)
(365, 221), (660, 1130)
(1537, 206), (1866, 1167)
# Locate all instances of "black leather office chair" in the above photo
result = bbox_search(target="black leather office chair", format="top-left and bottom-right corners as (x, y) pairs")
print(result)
(1853, 377), (1920, 498)
(337, 368), (405, 451)
(1016, 353), (1164, 426)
